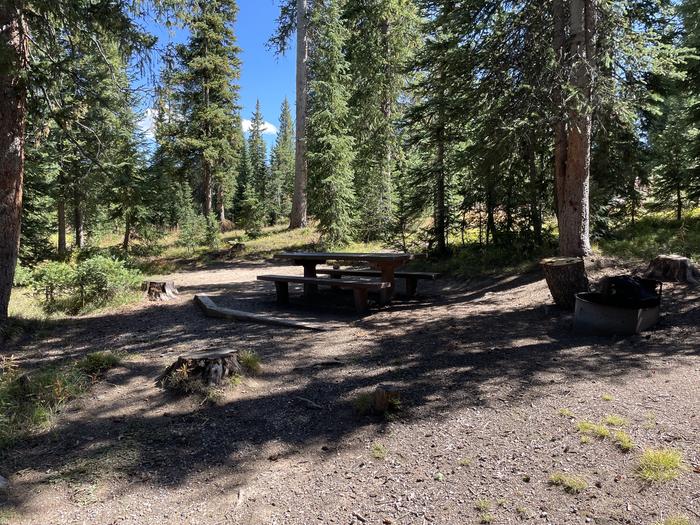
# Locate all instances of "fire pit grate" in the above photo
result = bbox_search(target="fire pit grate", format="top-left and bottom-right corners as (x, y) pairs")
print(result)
(574, 276), (662, 336)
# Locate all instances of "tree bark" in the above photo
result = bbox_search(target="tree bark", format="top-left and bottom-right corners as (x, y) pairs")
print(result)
(289, 0), (309, 229)
(73, 197), (85, 249)
(554, 0), (596, 257)
(122, 215), (131, 252)
(0, 1), (28, 321)
(57, 199), (67, 257)
(541, 257), (590, 310)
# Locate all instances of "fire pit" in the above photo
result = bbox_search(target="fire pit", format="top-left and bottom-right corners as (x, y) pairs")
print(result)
(574, 276), (662, 336)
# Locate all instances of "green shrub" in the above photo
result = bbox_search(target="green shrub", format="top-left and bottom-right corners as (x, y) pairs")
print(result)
(73, 256), (141, 308)
(177, 209), (208, 252)
(204, 213), (222, 249)
(12, 263), (32, 287)
(31, 261), (75, 306)
(238, 191), (266, 238)
(31, 257), (141, 314)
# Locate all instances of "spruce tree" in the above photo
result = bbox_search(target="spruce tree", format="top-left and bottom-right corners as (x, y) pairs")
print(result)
(306, 0), (356, 246)
(344, 0), (420, 241)
(247, 100), (269, 214)
(170, 0), (242, 221)
(270, 98), (295, 223)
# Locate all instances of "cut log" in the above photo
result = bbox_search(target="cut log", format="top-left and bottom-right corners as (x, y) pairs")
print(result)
(645, 255), (699, 284)
(157, 349), (242, 388)
(143, 281), (178, 301)
(540, 257), (590, 310)
(195, 294), (328, 331)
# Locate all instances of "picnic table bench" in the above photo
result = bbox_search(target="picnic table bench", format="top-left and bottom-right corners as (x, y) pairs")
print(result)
(315, 268), (439, 297)
(257, 274), (391, 314)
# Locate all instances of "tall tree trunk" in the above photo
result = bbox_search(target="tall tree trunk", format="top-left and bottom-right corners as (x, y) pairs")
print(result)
(290, 0), (309, 229)
(216, 183), (226, 222)
(676, 184), (682, 221)
(552, 0), (568, 222)
(527, 138), (543, 245)
(57, 199), (67, 257)
(74, 198), (85, 249)
(0, 1), (28, 321)
(554, 0), (595, 257)
(122, 215), (131, 252)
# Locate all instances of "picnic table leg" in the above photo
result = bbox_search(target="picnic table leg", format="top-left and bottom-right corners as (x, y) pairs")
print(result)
(405, 277), (418, 298)
(353, 288), (369, 314)
(302, 262), (318, 298)
(376, 263), (398, 305)
(330, 265), (342, 291)
(275, 282), (289, 305)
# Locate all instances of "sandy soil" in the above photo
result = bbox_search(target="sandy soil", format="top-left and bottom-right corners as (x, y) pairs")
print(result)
(1, 258), (699, 525)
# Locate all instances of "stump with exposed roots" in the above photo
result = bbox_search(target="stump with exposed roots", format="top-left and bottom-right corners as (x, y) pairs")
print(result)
(157, 349), (243, 390)
(143, 281), (178, 301)
(645, 255), (699, 284)
(541, 257), (590, 310)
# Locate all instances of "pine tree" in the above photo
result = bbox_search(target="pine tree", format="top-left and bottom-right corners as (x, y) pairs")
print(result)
(270, 98), (295, 223)
(344, 0), (420, 241)
(306, 0), (356, 246)
(247, 100), (269, 214)
(170, 0), (242, 221)
(0, 0), (158, 321)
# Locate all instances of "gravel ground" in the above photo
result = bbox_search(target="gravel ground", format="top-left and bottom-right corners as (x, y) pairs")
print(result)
(1, 258), (698, 525)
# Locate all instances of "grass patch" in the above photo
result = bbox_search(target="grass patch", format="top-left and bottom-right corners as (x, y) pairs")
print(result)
(479, 513), (494, 524)
(549, 472), (588, 494)
(654, 516), (691, 525)
(644, 412), (657, 429)
(238, 350), (261, 375)
(637, 448), (684, 482)
(516, 506), (530, 518)
(596, 211), (700, 262)
(353, 392), (374, 416)
(558, 408), (574, 418)
(0, 352), (121, 448)
(576, 420), (611, 439)
(601, 393), (614, 402)
(613, 431), (634, 452)
(602, 414), (627, 427)
(475, 499), (492, 512)
(580, 435), (592, 444)
(371, 443), (387, 460)
(458, 456), (473, 466)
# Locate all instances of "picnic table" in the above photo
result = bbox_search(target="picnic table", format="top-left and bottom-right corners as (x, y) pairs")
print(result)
(273, 251), (413, 298)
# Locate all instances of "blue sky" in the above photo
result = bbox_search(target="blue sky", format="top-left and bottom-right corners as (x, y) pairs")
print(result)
(137, 0), (295, 149)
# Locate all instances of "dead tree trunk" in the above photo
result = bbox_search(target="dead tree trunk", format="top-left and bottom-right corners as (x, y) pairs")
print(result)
(0, 4), (29, 321)
(541, 257), (590, 310)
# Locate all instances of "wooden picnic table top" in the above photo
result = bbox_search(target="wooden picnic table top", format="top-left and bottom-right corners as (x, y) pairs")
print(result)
(274, 251), (413, 264)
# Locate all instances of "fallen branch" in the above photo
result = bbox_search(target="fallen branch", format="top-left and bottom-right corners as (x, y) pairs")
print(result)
(194, 295), (329, 332)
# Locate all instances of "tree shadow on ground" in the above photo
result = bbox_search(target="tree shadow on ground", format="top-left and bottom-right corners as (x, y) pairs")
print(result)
(1, 273), (698, 514)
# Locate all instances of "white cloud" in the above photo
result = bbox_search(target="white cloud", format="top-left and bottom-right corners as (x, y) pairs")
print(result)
(242, 118), (278, 135)
(137, 108), (158, 140)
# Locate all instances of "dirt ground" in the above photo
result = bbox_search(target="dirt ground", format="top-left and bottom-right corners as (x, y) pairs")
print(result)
(1, 258), (699, 525)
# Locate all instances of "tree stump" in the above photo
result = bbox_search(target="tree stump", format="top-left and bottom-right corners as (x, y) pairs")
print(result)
(373, 385), (401, 414)
(157, 349), (243, 389)
(142, 281), (178, 301)
(645, 255), (699, 284)
(540, 257), (590, 310)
